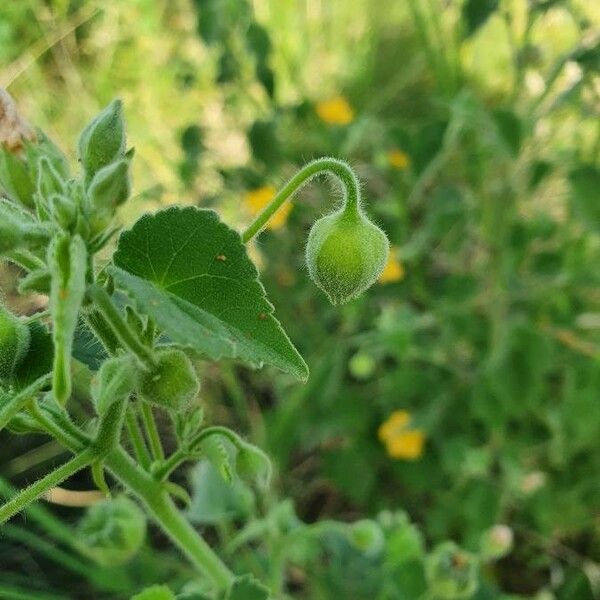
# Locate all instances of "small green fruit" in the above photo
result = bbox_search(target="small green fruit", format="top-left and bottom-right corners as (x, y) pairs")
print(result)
(77, 495), (146, 567)
(305, 206), (388, 304)
(138, 348), (200, 411)
(0, 304), (30, 381)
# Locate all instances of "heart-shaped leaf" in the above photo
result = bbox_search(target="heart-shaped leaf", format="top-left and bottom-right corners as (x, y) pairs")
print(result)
(111, 207), (308, 381)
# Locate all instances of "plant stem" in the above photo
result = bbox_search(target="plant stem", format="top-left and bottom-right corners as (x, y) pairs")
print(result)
(28, 412), (235, 593)
(86, 285), (155, 369)
(153, 425), (244, 480)
(0, 374), (52, 432)
(125, 406), (152, 468)
(0, 448), (95, 524)
(104, 447), (234, 591)
(140, 403), (165, 461)
(241, 157), (361, 242)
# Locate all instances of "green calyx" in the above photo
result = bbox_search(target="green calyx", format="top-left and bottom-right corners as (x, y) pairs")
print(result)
(91, 354), (139, 416)
(306, 204), (389, 305)
(0, 304), (31, 382)
(138, 348), (200, 412)
(77, 495), (147, 567)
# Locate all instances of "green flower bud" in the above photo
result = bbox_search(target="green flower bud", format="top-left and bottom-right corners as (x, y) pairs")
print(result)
(305, 205), (388, 305)
(78, 99), (126, 178)
(236, 440), (272, 489)
(48, 194), (77, 230)
(138, 348), (200, 411)
(87, 158), (131, 210)
(348, 351), (376, 380)
(77, 495), (146, 567)
(479, 524), (513, 561)
(347, 519), (385, 556)
(36, 156), (66, 200)
(425, 542), (478, 599)
(0, 304), (30, 381)
(91, 355), (139, 416)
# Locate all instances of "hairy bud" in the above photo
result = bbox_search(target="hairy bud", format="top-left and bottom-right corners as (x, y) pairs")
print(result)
(78, 99), (126, 178)
(138, 348), (200, 411)
(91, 355), (138, 416)
(77, 495), (146, 567)
(306, 205), (388, 305)
(0, 304), (30, 382)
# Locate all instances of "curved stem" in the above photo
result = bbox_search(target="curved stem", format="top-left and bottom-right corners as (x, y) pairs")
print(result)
(86, 285), (155, 369)
(242, 157), (361, 242)
(153, 426), (244, 481)
(26, 409), (235, 593)
(0, 374), (52, 432)
(0, 448), (95, 524)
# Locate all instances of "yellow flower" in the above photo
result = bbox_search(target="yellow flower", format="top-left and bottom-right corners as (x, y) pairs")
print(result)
(387, 148), (411, 170)
(378, 410), (425, 460)
(244, 185), (291, 230)
(315, 96), (355, 126)
(378, 248), (404, 284)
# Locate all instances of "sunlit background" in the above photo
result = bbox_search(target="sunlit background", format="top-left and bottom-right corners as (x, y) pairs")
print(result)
(1, 0), (600, 598)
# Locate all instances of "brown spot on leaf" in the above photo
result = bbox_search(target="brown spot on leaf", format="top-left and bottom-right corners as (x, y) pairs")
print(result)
(258, 312), (267, 321)
(216, 254), (227, 262)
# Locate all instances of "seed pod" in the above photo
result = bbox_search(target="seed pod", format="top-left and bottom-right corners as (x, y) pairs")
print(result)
(77, 99), (126, 179)
(77, 495), (146, 567)
(0, 304), (31, 382)
(138, 348), (200, 411)
(305, 205), (388, 305)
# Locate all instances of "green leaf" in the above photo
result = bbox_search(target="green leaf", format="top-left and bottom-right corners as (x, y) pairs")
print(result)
(227, 575), (270, 600)
(111, 207), (308, 381)
(248, 120), (280, 166)
(492, 109), (522, 156)
(569, 165), (600, 232)
(49, 234), (88, 404)
(462, 0), (499, 38)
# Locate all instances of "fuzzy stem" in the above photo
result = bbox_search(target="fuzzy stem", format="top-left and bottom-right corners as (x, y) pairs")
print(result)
(0, 374), (52, 432)
(241, 157), (361, 243)
(140, 403), (165, 461)
(25, 410), (234, 593)
(153, 426), (244, 481)
(125, 406), (152, 469)
(86, 285), (155, 369)
(0, 448), (95, 524)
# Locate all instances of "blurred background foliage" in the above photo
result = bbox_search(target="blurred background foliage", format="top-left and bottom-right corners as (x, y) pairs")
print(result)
(1, 0), (600, 598)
